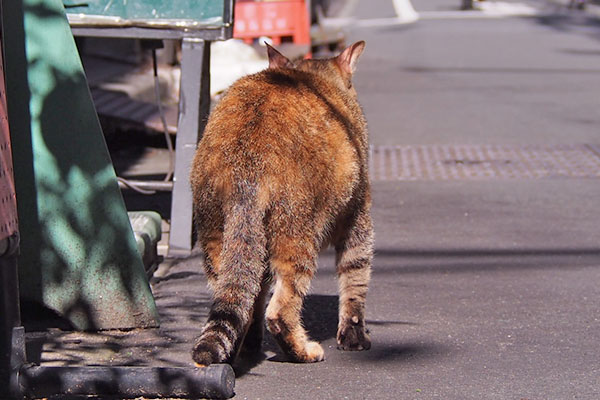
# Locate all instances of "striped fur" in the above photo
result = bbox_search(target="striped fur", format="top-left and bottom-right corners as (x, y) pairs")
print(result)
(190, 41), (373, 366)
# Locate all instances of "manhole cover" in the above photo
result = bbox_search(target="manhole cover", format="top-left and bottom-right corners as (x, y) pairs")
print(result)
(369, 144), (600, 181)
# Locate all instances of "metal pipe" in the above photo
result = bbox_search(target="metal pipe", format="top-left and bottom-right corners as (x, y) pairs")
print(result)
(19, 364), (235, 399)
(117, 179), (174, 192)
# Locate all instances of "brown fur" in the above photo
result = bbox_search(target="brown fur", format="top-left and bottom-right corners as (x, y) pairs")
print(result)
(190, 41), (373, 366)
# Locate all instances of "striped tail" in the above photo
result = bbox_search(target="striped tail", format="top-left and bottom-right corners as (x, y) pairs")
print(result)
(192, 181), (267, 366)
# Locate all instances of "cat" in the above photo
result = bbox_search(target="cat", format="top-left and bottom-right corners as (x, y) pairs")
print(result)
(189, 41), (373, 366)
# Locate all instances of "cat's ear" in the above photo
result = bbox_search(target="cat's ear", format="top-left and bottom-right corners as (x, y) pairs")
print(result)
(266, 43), (294, 69)
(335, 41), (366, 75)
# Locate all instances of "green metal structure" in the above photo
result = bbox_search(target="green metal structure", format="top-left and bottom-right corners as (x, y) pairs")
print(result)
(64, 0), (226, 24)
(3, 0), (160, 330)
(65, 0), (234, 41)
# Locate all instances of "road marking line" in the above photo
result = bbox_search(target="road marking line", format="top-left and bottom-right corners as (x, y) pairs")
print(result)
(341, 1), (544, 28)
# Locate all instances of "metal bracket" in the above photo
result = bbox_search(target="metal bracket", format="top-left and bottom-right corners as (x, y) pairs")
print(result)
(9, 326), (26, 399)
(168, 38), (211, 258)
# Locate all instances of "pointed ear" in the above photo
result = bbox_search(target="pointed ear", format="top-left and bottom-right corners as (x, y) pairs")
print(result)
(266, 43), (294, 69)
(335, 41), (366, 75)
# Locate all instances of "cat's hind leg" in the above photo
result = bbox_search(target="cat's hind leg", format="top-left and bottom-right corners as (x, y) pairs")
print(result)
(266, 241), (324, 363)
(334, 206), (373, 351)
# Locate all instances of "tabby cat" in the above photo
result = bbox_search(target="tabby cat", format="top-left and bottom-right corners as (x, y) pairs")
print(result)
(190, 41), (373, 366)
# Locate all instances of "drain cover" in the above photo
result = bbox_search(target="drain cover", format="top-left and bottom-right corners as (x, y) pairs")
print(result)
(369, 144), (600, 181)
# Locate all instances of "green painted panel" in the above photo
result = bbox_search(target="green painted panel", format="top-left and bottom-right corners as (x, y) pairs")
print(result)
(64, 0), (225, 23)
(4, 0), (159, 330)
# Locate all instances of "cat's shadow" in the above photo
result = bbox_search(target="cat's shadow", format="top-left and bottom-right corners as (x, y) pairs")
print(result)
(301, 294), (339, 342)
(233, 294), (338, 377)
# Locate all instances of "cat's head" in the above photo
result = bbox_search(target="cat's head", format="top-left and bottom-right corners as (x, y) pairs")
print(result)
(266, 41), (366, 96)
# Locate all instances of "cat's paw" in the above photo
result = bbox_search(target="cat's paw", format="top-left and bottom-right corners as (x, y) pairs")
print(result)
(293, 341), (325, 363)
(266, 317), (325, 362)
(305, 341), (326, 362)
(281, 340), (325, 363)
(337, 318), (371, 351)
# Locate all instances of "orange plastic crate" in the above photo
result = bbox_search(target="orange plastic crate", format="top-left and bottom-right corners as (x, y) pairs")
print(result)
(233, 0), (310, 46)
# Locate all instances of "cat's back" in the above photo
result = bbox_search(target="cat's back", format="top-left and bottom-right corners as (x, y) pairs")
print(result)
(193, 67), (362, 190)
(206, 67), (352, 141)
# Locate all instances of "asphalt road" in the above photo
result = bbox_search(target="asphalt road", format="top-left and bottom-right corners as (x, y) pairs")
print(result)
(352, 0), (600, 146)
(29, 1), (600, 399)
(230, 1), (600, 398)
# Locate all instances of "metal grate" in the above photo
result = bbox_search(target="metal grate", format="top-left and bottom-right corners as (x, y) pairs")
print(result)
(369, 144), (600, 181)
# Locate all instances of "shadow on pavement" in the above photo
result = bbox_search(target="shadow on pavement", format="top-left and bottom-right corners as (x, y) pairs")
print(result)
(343, 247), (600, 275)
(233, 294), (341, 376)
(534, 12), (600, 40)
(353, 340), (451, 364)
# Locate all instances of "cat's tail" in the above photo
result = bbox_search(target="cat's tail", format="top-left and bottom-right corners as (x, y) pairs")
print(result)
(192, 180), (268, 366)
